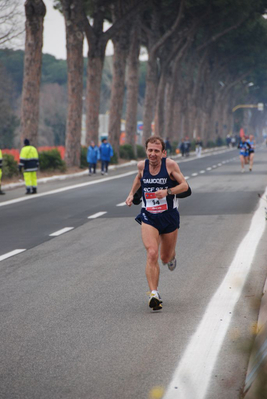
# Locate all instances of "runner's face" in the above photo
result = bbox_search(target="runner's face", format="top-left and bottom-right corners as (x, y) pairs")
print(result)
(146, 141), (163, 165)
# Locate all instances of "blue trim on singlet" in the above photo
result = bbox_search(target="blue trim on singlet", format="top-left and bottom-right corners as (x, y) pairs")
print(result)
(247, 140), (255, 153)
(141, 158), (178, 212)
(238, 142), (250, 156)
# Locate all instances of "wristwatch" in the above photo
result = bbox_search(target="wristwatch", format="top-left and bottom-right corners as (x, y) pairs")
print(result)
(167, 188), (172, 196)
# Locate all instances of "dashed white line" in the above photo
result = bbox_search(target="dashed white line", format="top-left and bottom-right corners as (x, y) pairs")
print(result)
(184, 176), (190, 180)
(88, 211), (107, 219)
(191, 173), (198, 177)
(0, 171), (137, 208)
(116, 202), (127, 207)
(200, 170), (205, 174)
(212, 165), (217, 168)
(217, 163), (222, 166)
(206, 167), (212, 171)
(0, 249), (26, 262)
(49, 227), (74, 237)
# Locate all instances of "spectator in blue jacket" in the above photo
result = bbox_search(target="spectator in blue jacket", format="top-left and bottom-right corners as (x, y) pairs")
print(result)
(87, 140), (99, 176)
(99, 138), (113, 175)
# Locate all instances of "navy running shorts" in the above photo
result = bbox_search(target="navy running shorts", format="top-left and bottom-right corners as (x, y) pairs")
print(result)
(135, 208), (180, 235)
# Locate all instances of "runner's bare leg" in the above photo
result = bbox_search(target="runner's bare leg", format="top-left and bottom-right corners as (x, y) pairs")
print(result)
(160, 229), (178, 264)
(141, 223), (160, 292)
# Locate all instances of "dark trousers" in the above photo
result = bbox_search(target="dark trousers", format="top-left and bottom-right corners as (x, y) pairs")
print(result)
(101, 160), (109, 173)
(89, 163), (96, 174)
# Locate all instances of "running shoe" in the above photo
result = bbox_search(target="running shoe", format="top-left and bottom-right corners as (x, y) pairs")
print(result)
(163, 257), (177, 271)
(241, 168), (245, 173)
(148, 291), (162, 310)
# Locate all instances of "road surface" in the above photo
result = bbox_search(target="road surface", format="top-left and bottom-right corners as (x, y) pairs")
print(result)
(0, 146), (267, 399)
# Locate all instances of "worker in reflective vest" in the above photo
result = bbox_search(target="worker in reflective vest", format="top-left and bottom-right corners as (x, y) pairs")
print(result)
(19, 139), (39, 194)
(0, 149), (5, 195)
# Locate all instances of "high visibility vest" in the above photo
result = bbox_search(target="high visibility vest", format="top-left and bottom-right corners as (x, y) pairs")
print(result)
(19, 146), (39, 172)
(0, 150), (2, 170)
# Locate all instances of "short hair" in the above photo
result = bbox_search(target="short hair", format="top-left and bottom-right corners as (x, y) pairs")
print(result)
(145, 136), (165, 151)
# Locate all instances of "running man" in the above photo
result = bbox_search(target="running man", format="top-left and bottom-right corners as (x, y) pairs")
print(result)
(238, 136), (251, 173)
(247, 134), (255, 171)
(125, 136), (188, 311)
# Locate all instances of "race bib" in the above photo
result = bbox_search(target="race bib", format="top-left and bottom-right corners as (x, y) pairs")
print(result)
(145, 192), (168, 214)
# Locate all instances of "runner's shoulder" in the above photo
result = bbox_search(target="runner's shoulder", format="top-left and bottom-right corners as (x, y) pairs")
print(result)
(137, 160), (145, 171)
(166, 158), (179, 170)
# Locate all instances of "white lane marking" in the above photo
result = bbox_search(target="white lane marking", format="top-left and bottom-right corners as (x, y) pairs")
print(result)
(163, 186), (267, 399)
(199, 170), (205, 174)
(0, 249), (26, 262)
(206, 167), (212, 171)
(191, 173), (198, 177)
(49, 227), (74, 237)
(217, 163), (222, 166)
(88, 211), (107, 219)
(0, 171), (137, 208)
(212, 165), (217, 168)
(116, 202), (127, 207)
(184, 176), (190, 180)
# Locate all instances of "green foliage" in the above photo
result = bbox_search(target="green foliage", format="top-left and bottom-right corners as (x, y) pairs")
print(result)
(0, 101), (19, 149)
(206, 140), (216, 148)
(42, 54), (68, 85)
(216, 136), (225, 146)
(119, 144), (136, 160)
(2, 154), (19, 179)
(136, 144), (146, 158)
(0, 49), (24, 94)
(39, 149), (66, 172)
(110, 152), (118, 164)
(80, 146), (88, 169)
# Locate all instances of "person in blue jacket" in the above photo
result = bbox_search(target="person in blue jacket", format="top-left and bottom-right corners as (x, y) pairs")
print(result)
(87, 140), (99, 176)
(99, 138), (113, 175)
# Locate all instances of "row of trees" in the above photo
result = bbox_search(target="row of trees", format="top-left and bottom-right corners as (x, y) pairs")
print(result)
(20, 0), (267, 166)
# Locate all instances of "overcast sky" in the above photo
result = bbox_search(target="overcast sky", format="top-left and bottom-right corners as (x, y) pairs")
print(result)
(15, 0), (113, 60)
(8, 0), (148, 61)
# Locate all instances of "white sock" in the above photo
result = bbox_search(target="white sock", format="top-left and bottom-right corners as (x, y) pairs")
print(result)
(151, 290), (158, 295)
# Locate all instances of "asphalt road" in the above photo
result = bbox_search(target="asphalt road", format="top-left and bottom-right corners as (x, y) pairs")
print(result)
(0, 147), (267, 399)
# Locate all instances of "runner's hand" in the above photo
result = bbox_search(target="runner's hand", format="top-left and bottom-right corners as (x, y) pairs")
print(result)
(155, 189), (167, 199)
(126, 194), (134, 206)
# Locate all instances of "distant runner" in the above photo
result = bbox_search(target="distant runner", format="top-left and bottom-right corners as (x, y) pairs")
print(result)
(126, 136), (188, 311)
(247, 134), (255, 172)
(238, 136), (251, 173)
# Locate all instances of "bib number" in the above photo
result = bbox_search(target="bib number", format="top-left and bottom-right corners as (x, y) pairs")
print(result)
(145, 192), (168, 214)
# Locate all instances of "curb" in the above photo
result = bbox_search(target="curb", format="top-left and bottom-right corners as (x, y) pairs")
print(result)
(244, 278), (267, 397)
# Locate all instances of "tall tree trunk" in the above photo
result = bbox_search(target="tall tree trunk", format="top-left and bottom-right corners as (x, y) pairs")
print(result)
(154, 66), (166, 138)
(108, 35), (128, 158)
(20, 0), (46, 147)
(108, 3), (131, 158)
(61, 0), (84, 167)
(142, 57), (158, 143)
(86, 46), (105, 146)
(83, 2), (148, 147)
(125, 18), (140, 155)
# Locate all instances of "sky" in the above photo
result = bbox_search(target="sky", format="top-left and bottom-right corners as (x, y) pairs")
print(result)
(16, 0), (113, 60)
(13, 0), (149, 61)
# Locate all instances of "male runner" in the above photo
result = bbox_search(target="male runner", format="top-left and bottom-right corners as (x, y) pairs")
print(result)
(247, 134), (255, 171)
(126, 136), (188, 310)
(238, 136), (251, 173)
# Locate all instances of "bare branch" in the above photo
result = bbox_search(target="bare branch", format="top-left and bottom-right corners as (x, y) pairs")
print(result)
(150, 0), (185, 58)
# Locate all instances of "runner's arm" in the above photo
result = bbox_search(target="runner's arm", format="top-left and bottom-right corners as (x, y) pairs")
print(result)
(125, 161), (144, 206)
(155, 160), (188, 199)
